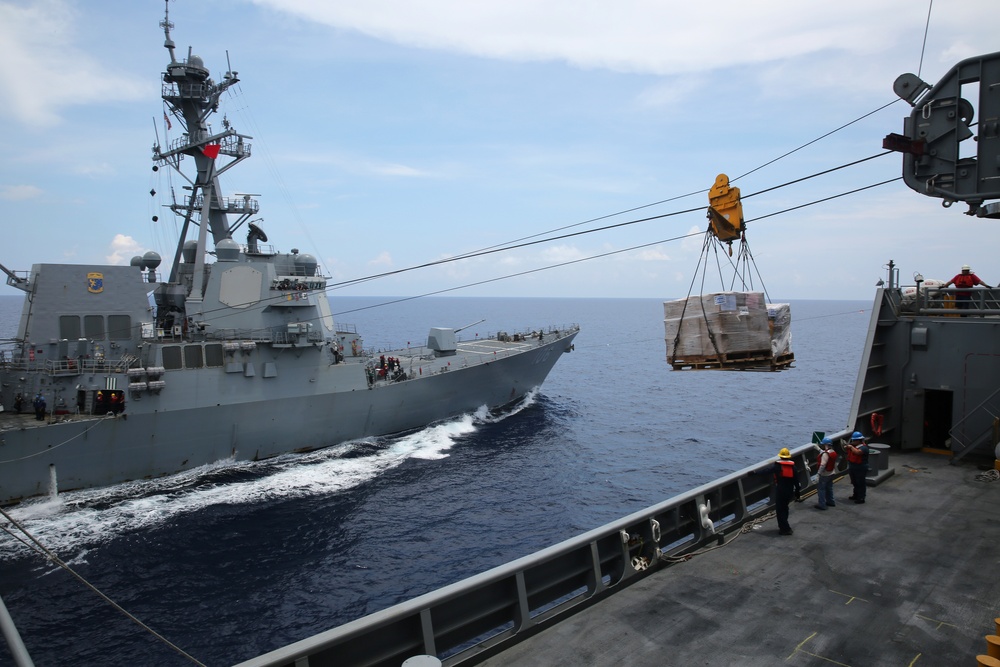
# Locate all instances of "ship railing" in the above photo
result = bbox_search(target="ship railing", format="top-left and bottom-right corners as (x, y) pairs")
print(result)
(480, 323), (579, 342)
(900, 285), (1000, 316)
(162, 81), (212, 101)
(245, 243), (277, 256)
(3, 268), (30, 289)
(233, 440), (832, 667)
(271, 264), (327, 278)
(169, 195), (260, 215)
(947, 385), (1000, 464)
(1, 356), (133, 375)
(205, 328), (324, 344)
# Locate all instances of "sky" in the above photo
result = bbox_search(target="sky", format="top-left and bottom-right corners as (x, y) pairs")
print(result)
(0, 0), (998, 301)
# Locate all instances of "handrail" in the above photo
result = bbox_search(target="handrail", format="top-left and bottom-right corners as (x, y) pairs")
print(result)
(948, 385), (1000, 463)
(234, 442), (828, 667)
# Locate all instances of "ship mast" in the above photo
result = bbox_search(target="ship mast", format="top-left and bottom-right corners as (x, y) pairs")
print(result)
(151, 0), (256, 317)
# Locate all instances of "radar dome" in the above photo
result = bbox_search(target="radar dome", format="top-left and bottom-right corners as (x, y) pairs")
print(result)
(216, 238), (240, 262)
(142, 251), (161, 270)
(294, 253), (318, 277)
(182, 240), (199, 263)
(130, 256), (144, 267)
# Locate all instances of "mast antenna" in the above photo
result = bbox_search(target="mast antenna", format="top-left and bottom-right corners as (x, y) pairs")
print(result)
(161, 0), (177, 63)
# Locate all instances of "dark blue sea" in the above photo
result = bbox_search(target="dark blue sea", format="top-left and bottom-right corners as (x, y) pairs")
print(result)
(0, 295), (870, 666)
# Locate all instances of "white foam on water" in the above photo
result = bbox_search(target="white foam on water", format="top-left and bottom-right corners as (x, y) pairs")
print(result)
(0, 396), (536, 561)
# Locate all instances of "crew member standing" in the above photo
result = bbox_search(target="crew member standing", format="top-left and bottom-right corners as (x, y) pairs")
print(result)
(942, 265), (991, 309)
(845, 432), (870, 503)
(766, 448), (802, 535)
(33, 393), (46, 421)
(814, 438), (838, 510)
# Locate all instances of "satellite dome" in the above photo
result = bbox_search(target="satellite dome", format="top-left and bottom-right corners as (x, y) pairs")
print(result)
(182, 240), (199, 263)
(142, 251), (161, 270)
(130, 256), (144, 267)
(216, 238), (240, 262)
(294, 253), (318, 276)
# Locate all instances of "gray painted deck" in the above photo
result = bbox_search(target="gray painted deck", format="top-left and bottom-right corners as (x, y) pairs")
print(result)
(477, 451), (1000, 667)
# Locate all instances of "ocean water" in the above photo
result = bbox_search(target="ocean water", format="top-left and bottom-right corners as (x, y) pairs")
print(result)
(0, 294), (871, 665)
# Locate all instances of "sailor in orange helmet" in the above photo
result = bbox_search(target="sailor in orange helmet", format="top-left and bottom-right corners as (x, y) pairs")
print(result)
(766, 448), (802, 535)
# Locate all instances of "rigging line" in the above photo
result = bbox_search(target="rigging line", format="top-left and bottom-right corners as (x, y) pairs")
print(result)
(316, 204), (706, 292)
(446, 100), (905, 259)
(746, 177), (903, 223)
(159, 148), (902, 333)
(322, 151), (892, 294)
(742, 151), (893, 200)
(332, 230), (706, 317)
(330, 175), (900, 319)
(918, 0), (934, 77)
(730, 100), (901, 183)
(180, 167), (902, 331)
(0, 507), (208, 667)
(441, 188), (710, 263)
(796, 309), (868, 322)
(0, 418), (108, 464)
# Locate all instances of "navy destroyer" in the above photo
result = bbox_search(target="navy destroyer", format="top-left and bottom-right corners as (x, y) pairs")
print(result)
(0, 6), (578, 506)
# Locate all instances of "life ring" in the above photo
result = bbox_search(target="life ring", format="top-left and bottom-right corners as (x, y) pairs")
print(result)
(870, 412), (884, 437)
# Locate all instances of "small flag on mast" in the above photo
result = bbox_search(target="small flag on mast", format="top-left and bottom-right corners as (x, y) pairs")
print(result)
(201, 144), (221, 159)
(163, 112), (172, 130)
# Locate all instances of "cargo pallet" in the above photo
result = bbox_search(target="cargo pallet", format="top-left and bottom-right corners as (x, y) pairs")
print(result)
(667, 350), (794, 371)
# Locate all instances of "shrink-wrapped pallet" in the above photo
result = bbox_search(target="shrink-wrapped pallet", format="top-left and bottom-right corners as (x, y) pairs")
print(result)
(767, 303), (792, 357)
(663, 292), (771, 358)
(664, 292), (794, 369)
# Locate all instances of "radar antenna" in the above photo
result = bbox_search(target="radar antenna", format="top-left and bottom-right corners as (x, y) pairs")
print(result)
(160, 0), (177, 63)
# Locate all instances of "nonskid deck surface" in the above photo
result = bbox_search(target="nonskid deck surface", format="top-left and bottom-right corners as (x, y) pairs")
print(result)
(478, 452), (1000, 667)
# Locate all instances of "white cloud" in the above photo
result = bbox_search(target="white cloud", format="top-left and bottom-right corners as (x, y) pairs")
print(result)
(541, 244), (585, 263)
(631, 246), (670, 262)
(106, 234), (143, 265)
(369, 163), (431, 178)
(250, 0), (951, 76)
(369, 251), (393, 266)
(0, 184), (42, 200)
(681, 226), (706, 253)
(0, 0), (147, 127)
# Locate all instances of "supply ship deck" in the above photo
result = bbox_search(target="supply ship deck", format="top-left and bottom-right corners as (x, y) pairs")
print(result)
(476, 451), (1000, 667)
(235, 447), (1000, 667)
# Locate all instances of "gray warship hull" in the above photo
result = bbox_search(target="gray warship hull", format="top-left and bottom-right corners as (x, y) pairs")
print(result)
(0, 320), (577, 505)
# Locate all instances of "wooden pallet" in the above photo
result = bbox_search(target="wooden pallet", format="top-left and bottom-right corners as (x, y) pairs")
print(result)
(668, 350), (795, 371)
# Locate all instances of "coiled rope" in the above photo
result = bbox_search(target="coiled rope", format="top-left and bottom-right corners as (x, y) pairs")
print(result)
(658, 509), (777, 564)
(974, 469), (1000, 483)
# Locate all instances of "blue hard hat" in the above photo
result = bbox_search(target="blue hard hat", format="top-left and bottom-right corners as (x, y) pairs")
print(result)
(820, 437), (832, 445)
(851, 431), (864, 440)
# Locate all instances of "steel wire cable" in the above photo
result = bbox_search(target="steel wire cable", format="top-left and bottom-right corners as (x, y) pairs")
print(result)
(0, 507), (207, 666)
(164, 151), (900, 330)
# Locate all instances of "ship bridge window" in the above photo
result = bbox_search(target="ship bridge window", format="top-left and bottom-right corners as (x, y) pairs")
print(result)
(162, 346), (182, 370)
(205, 343), (224, 367)
(184, 345), (203, 369)
(60, 316), (81, 339)
(84, 315), (105, 339)
(108, 315), (132, 340)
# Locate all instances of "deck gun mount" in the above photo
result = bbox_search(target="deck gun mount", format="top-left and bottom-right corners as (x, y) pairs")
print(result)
(884, 51), (1000, 218)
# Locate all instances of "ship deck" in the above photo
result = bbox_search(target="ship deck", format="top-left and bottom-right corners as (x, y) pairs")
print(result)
(477, 451), (1000, 667)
